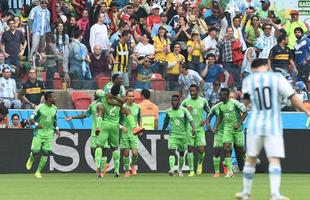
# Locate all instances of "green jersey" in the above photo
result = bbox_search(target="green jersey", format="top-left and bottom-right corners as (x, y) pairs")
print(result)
(122, 103), (141, 133)
(164, 107), (193, 136)
(30, 103), (58, 137)
(218, 99), (246, 128)
(103, 82), (126, 97)
(208, 103), (223, 132)
(84, 101), (100, 136)
(181, 96), (210, 131)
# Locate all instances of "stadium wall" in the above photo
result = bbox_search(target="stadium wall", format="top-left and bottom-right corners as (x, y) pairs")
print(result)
(0, 129), (309, 173)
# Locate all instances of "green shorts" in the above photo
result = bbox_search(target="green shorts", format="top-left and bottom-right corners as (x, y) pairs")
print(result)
(97, 121), (119, 148)
(213, 128), (224, 148)
(121, 132), (139, 149)
(168, 135), (187, 152)
(31, 134), (54, 153)
(222, 127), (244, 147)
(187, 130), (206, 147)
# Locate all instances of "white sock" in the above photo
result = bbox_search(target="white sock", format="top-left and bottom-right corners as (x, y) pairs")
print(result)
(242, 162), (256, 195)
(269, 163), (281, 197)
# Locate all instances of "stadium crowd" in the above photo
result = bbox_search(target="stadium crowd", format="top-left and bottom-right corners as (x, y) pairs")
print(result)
(0, 0), (309, 113)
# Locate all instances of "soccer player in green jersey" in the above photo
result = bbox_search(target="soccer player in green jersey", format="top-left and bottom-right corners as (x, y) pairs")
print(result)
(121, 90), (142, 177)
(206, 102), (223, 178)
(65, 91), (110, 177)
(181, 84), (210, 176)
(214, 88), (247, 178)
(161, 95), (195, 176)
(26, 91), (59, 178)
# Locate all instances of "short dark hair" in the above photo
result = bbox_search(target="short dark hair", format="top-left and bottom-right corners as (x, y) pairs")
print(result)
(45, 91), (53, 101)
(126, 89), (134, 96)
(119, 21), (127, 29)
(7, 18), (15, 25)
(208, 26), (218, 32)
(180, 62), (188, 70)
(11, 114), (20, 120)
(251, 58), (268, 69)
(206, 53), (216, 60)
(233, 16), (240, 21)
(294, 27), (304, 34)
(220, 88), (230, 94)
(73, 30), (82, 39)
(171, 94), (180, 100)
(141, 89), (151, 99)
(189, 84), (199, 90)
(111, 85), (120, 96)
(0, 101), (8, 115)
(121, 30), (131, 37)
(112, 74), (121, 82)
(2, 67), (9, 73)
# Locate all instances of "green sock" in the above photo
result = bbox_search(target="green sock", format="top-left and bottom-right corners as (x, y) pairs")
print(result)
(169, 155), (175, 171)
(187, 152), (194, 172)
(127, 115), (136, 129)
(96, 117), (102, 128)
(100, 156), (107, 171)
(198, 152), (205, 165)
(178, 156), (184, 171)
(112, 150), (120, 174)
(131, 155), (138, 166)
(95, 148), (102, 169)
(123, 156), (130, 171)
(225, 157), (233, 173)
(36, 156), (47, 173)
(213, 156), (220, 173)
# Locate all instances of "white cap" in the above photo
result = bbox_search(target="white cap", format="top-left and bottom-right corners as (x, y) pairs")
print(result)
(60, 15), (67, 23)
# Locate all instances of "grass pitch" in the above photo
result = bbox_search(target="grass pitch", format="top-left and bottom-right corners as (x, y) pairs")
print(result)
(0, 173), (309, 200)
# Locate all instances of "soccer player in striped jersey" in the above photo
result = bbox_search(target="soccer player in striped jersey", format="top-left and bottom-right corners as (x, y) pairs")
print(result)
(235, 59), (310, 200)
(161, 95), (195, 176)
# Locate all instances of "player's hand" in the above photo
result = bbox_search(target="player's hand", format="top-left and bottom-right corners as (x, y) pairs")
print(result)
(56, 129), (60, 138)
(121, 127), (128, 133)
(186, 105), (193, 111)
(200, 120), (205, 127)
(234, 123), (241, 130)
(95, 128), (100, 135)
(37, 124), (43, 129)
(160, 133), (165, 140)
(65, 116), (72, 121)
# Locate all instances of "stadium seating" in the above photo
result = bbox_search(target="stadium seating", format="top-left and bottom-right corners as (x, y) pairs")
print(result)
(95, 74), (110, 89)
(53, 72), (63, 89)
(71, 91), (92, 109)
(151, 73), (166, 91)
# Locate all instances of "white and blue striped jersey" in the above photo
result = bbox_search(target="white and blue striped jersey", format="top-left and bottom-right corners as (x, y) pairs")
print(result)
(242, 72), (295, 136)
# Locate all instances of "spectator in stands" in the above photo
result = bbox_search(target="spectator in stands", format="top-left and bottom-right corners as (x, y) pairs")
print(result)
(14, 16), (26, 34)
(0, 67), (21, 109)
(178, 62), (204, 99)
(107, 1), (121, 34)
(187, 31), (205, 73)
(204, 5), (223, 31)
(241, 6), (255, 35)
(1, 18), (27, 71)
(217, 26), (241, 88)
(69, 30), (91, 89)
(200, 53), (229, 94)
(146, 4), (161, 34)
(135, 58), (157, 89)
(232, 16), (247, 51)
(8, 114), (23, 128)
(295, 81), (309, 103)
(0, 52), (15, 76)
(89, 13), (109, 55)
(77, 9), (90, 37)
(134, 34), (155, 59)
(139, 89), (158, 130)
(166, 43), (185, 90)
(188, 12), (209, 39)
(21, 68), (45, 109)
(206, 81), (221, 107)
(257, 0), (271, 20)
(109, 30), (132, 87)
(151, 12), (174, 38)
(89, 45), (110, 78)
(72, 0), (86, 16)
(241, 42), (263, 79)
(285, 10), (307, 49)
(258, 22), (277, 59)
(110, 21), (131, 44)
(0, 101), (9, 128)
(245, 15), (262, 47)
(173, 16), (191, 57)
(54, 22), (69, 55)
(239, 0), (259, 15)
(93, 2), (112, 28)
(28, 0), (51, 61)
(203, 26), (218, 57)
(132, 0), (148, 25)
(269, 33), (297, 79)
(294, 27), (310, 85)
(0, 13), (9, 42)
(67, 16), (79, 40)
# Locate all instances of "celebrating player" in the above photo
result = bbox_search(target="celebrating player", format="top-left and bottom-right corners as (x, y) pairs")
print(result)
(25, 91), (59, 178)
(214, 88), (247, 178)
(235, 59), (310, 200)
(161, 95), (195, 176)
(121, 90), (142, 177)
(181, 84), (210, 176)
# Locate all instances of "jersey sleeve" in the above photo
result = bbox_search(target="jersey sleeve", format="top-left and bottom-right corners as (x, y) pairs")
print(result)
(30, 104), (41, 120)
(184, 108), (193, 122)
(278, 75), (295, 99)
(84, 104), (92, 117)
(242, 77), (250, 96)
(203, 99), (210, 113)
(233, 99), (247, 113)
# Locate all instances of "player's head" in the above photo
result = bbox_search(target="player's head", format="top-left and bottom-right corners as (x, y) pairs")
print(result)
(220, 88), (230, 103)
(45, 91), (56, 104)
(171, 95), (180, 109)
(126, 89), (135, 103)
(189, 84), (199, 99)
(251, 58), (269, 72)
(141, 89), (151, 99)
(179, 62), (189, 74)
(112, 74), (123, 86)
(294, 27), (304, 40)
(111, 85), (121, 96)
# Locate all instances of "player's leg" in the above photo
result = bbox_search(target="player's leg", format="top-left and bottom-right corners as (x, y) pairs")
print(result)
(121, 107), (144, 135)
(195, 130), (206, 175)
(90, 135), (98, 160)
(235, 134), (263, 200)
(96, 124), (109, 178)
(186, 133), (195, 176)
(121, 132), (130, 176)
(213, 132), (223, 177)
(130, 135), (139, 175)
(176, 136), (186, 176)
(108, 124), (121, 177)
(26, 135), (42, 170)
(233, 130), (246, 172)
(168, 135), (177, 176)
(223, 129), (234, 177)
(35, 134), (53, 178)
(100, 144), (110, 177)
(265, 135), (288, 200)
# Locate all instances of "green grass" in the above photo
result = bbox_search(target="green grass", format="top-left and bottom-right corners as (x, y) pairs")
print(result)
(0, 173), (309, 200)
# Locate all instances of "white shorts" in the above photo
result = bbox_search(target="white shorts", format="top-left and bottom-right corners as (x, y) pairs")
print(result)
(246, 134), (285, 158)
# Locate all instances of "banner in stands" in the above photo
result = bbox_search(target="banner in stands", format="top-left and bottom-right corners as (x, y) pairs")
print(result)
(8, 110), (310, 129)
(0, 129), (309, 173)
